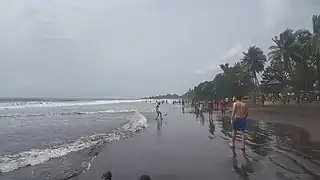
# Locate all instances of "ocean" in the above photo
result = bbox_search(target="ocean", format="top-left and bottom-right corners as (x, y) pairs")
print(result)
(0, 99), (160, 180)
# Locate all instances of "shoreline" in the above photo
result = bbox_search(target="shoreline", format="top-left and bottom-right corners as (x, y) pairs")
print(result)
(75, 105), (320, 180)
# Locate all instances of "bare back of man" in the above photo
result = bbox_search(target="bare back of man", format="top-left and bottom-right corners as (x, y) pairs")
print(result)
(233, 101), (248, 118)
(231, 96), (248, 150)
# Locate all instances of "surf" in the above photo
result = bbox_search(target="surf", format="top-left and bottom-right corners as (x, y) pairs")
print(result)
(0, 111), (148, 173)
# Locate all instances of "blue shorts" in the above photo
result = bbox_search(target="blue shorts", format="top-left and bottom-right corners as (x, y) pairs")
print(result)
(233, 117), (246, 131)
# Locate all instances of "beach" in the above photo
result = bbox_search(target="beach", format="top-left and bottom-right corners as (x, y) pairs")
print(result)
(0, 100), (319, 180)
(246, 102), (320, 142)
(75, 104), (320, 180)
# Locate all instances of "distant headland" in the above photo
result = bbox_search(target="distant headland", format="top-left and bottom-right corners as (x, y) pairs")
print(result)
(141, 94), (182, 99)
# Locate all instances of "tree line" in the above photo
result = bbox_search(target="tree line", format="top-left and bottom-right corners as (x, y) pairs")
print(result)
(183, 15), (320, 100)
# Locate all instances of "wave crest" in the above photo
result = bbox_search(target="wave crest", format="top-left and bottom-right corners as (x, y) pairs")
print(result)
(0, 99), (143, 109)
(0, 112), (148, 173)
(0, 109), (138, 119)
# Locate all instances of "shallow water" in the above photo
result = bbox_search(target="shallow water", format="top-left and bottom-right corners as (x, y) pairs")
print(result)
(0, 99), (164, 180)
(208, 116), (320, 180)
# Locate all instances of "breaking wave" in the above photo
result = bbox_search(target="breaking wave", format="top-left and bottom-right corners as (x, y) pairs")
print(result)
(0, 112), (148, 173)
(0, 109), (138, 118)
(0, 99), (143, 110)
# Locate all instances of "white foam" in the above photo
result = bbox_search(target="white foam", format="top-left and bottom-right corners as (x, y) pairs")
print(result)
(0, 109), (139, 118)
(0, 112), (149, 173)
(0, 99), (144, 110)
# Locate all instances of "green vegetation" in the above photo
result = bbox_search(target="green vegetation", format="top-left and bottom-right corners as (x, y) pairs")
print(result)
(142, 94), (181, 99)
(184, 15), (320, 101)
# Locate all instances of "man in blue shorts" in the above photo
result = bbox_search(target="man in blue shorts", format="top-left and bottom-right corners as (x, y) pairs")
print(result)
(231, 96), (248, 150)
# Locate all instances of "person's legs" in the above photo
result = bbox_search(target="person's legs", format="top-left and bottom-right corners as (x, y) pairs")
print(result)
(231, 130), (236, 148)
(241, 131), (246, 150)
(237, 117), (246, 150)
(156, 112), (159, 120)
(231, 118), (236, 147)
(160, 112), (163, 120)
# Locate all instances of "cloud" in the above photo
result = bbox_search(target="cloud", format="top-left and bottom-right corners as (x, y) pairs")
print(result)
(194, 69), (206, 75)
(194, 43), (243, 75)
(221, 44), (243, 61)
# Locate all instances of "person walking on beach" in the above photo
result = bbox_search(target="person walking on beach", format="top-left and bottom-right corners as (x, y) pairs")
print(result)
(220, 100), (226, 117)
(208, 100), (213, 121)
(199, 102), (204, 116)
(194, 101), (199, 119)
(182, 100), (185, 113)
(231, 96), (248, 150)
(155, 102), (163, 120)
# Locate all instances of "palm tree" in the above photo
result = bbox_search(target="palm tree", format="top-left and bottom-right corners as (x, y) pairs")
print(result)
(268, 29), (299, 78)
(241, 46), (267, 92)
(312, 15), (320, 90)
(293, 29), (314, 92)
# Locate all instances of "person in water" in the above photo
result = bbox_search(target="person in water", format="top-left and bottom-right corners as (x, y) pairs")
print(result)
(231, 95), (248, 150)
(155, 102), (163, 120)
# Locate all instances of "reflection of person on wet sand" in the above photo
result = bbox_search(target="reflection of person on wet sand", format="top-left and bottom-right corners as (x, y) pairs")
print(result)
(209, 120), (215, 135)
(157, 117), (162, 130)
(200, 113), (205, 125)
(231, 96), (248, 150)
(231, 149), (252, 180)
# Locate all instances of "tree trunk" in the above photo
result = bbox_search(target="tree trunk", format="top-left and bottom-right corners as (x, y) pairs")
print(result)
(314, 38), (320, 91)
(317, 59), (320, 92)
(251, 72), (259, 105)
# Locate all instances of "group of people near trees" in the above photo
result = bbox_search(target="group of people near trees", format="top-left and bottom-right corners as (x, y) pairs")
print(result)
(191, 98), (229, 118)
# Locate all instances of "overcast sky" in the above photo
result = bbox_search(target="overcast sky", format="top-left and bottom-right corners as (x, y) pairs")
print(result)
(0, 0), (319, 98)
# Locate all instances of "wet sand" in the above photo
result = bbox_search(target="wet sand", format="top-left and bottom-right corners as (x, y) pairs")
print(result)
(246, 102), (320, 142)
(76, 106), (320, 180)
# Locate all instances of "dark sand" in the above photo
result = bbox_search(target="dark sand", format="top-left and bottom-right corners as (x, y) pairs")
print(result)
(76, 106), (320, 180)
(246, 102), (320, 142)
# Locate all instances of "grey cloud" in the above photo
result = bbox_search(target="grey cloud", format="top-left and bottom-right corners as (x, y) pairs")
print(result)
(0, 0), (319, 98)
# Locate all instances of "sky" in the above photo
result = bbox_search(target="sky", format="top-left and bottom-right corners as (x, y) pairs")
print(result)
(0, 0), (319, 98)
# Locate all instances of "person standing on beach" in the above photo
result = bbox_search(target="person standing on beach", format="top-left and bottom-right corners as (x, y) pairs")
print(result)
(155, 102), (163, 120)
(208, 100), (213, 121)
(231, 96), (248, 150)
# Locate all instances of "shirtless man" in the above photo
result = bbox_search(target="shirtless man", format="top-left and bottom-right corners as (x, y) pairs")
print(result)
(231, 96), (248, 150)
